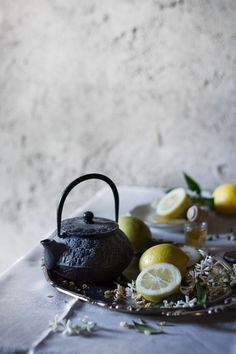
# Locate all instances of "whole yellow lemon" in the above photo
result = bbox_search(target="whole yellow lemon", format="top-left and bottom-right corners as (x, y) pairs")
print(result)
(118, 216), (152, 254)
(139, 243), (189, 276)
(213, 184), (236, 215)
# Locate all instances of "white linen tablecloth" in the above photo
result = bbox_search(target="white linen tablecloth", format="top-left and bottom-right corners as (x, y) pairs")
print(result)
(0, 186), (236, 354)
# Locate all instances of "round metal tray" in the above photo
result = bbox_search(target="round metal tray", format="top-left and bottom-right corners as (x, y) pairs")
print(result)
(42, 253), (236, 317)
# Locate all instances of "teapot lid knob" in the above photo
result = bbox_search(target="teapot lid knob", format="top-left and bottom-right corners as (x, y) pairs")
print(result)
(83, 211), (94, 224)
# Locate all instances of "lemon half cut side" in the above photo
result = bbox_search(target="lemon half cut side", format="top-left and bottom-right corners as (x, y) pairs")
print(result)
(156, 188), (189, 219)
(136, 263), (182, 302)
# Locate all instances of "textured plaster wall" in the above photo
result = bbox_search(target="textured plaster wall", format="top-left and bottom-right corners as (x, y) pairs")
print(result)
(0, 0), (236, 271)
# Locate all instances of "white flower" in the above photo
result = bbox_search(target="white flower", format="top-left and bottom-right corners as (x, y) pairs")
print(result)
(161, 296), (197, 308)
(79, 317), (96, 332)
(182, 255), (231, 303)
(125, 280), (137, 298)
(111, 284), (126, 300)
(230, 264), (236, 287)
(125, 281), (143, 301)
(159, 321), (166, 326)
(120, 321), (129, 328)
(62, 320), (80, 336)
(48, 315), (65, 332)
(48, 316), (96, 336)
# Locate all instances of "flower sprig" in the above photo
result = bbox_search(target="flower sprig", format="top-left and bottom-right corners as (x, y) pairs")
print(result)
(230, 264), (236, 288)
(106, 254), (235, 309)
(162, 295), (197, 308)
(49, 315), (97, 336)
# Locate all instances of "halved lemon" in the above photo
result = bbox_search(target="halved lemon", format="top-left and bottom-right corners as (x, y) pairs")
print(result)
(136, 263), (182, 302)
(156, 188), (190, 219)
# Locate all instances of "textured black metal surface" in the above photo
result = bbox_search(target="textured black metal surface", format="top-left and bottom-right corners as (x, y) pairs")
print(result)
(41, 173), (133, 283)
(224, 251), (236, 264)
(58, 217), (118, 237)
(43, 223), (132, 282)
(53, 227), (131, 266)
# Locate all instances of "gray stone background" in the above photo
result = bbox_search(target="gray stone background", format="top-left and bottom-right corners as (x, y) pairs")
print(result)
(0, 0), (236, 272)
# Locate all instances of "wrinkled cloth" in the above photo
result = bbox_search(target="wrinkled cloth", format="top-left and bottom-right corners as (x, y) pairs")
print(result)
(0, 186), (236, 354)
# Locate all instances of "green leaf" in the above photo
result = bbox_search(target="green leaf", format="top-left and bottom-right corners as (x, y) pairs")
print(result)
(196, 283), (208, 307)
(123, 323), (135, 329)
(151, 293), (186, 307)
(132, 321), (163, 334)
(199, 197), (214, 210)
(165, 293), (186, 302)
(165, 187), (175, 194)
(183, 172), (201, 195)
(150, 301), (163, 308)
(190, 196), (215, 211)
(121, 320), (164, 335)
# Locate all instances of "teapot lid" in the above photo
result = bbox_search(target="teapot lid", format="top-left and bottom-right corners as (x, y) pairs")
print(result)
(60, 211), (118, 238)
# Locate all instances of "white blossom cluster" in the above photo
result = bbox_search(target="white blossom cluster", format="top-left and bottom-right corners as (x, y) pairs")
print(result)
(48, 315), (96, 336)
(162, 295), (197, 308)
(125, 281), (147, 305)
(192, 256), (228, 282)
(125, 280), (136, 298)
(230, 264), (236, 287)
(104, 283), (126, 300)
(185, 256), (236, 289)
(106, 255), (236, 310)
(184, 255), (235, 302)
(105, 281), (142, 302)
(125, 281), (141, 300)
(194, 256), (215, 277)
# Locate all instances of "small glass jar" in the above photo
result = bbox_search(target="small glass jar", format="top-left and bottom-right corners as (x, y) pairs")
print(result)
(184, 221), (208, 247)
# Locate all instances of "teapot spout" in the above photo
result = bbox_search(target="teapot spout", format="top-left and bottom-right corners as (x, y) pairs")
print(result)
(41, 239), (62, 270)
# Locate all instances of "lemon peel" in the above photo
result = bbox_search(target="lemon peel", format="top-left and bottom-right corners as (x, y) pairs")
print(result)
(118, 216), (152, 254)
(213, 184), (236, 215)
(139, 243), (189, 276)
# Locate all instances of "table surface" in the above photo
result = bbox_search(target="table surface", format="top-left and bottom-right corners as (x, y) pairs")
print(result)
(0, 186), (236, 354)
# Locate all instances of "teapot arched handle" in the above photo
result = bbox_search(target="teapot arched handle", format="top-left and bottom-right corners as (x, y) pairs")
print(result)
(57, 173), (119, 238)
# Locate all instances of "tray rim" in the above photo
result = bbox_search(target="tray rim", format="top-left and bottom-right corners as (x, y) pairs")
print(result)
(42, 259), (236, 318)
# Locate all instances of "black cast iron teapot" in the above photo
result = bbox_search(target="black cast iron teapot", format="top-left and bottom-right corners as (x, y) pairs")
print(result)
(41, 173), (132, 284)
